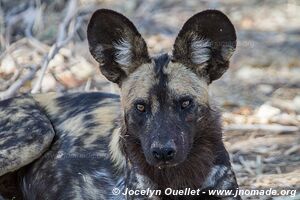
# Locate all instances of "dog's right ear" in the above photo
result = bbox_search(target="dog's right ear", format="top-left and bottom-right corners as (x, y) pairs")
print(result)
(87, 9), (150, 85)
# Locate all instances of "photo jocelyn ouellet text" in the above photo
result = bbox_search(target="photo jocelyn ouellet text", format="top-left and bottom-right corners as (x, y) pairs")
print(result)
(112, 187), (297, 198)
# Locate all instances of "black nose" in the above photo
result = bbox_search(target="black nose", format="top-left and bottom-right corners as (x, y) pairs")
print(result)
(151, 147), (176, 162)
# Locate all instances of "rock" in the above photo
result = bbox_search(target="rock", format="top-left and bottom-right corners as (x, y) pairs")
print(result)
(0, 55), (17, 75)
(256, 104), (281, 123)
(257, 84), (273, 95)
(236, 66), (264, 83)
(41, 74), (56, 92)
(293, 96), (300, 113)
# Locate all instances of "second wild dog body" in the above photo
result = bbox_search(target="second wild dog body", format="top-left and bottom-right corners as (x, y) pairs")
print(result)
(0, 9), (241, 199)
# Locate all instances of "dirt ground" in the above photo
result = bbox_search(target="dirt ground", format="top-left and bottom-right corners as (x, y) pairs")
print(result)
(0, 0), (299, 199)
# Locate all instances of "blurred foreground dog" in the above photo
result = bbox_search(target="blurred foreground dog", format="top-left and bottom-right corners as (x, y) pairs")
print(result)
(0, 9), (241, 200)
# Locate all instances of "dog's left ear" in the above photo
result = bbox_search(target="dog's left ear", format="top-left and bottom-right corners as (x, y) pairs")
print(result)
(172, 10), (236, 83)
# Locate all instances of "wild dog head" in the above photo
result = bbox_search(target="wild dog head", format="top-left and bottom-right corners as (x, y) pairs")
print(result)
(88, 9), (236, 184)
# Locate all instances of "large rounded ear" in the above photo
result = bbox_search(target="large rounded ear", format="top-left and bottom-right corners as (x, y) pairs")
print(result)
(87, 9), (150, 85)
(172, 10), (236, 83)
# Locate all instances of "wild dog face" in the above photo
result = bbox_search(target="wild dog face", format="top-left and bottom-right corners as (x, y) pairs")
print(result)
(88, 9), (236, 172)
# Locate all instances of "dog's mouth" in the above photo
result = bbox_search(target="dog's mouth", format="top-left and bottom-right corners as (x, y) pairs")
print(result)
(156, 162), (179, 169)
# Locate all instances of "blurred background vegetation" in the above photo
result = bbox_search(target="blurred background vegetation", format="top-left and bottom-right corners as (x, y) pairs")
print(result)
(0, 0), (299, 199)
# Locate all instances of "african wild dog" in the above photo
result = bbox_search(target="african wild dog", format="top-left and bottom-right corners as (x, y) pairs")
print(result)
(0, 9), (241, 200)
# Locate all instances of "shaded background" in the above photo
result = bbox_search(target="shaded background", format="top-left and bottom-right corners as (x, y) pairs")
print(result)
(0, 0), (299, 199)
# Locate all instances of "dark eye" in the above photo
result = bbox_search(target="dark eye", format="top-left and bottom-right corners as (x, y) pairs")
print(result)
(136, 103), (146, 112)
(180, 98), (193, 109)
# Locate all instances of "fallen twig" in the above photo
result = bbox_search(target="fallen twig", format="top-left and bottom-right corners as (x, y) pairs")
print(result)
(0, 38), (49, 61)
(284, 145), (300, 155)
(31, 0), (81, 93)
(225, 124), (300, 133)
(0, 68), (21, 91)
(0, 65), (38, 100)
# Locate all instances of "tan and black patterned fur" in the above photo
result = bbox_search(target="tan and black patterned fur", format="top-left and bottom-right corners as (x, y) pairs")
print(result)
(0, 93), (124, 199)
(0, 9), (241, 200)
